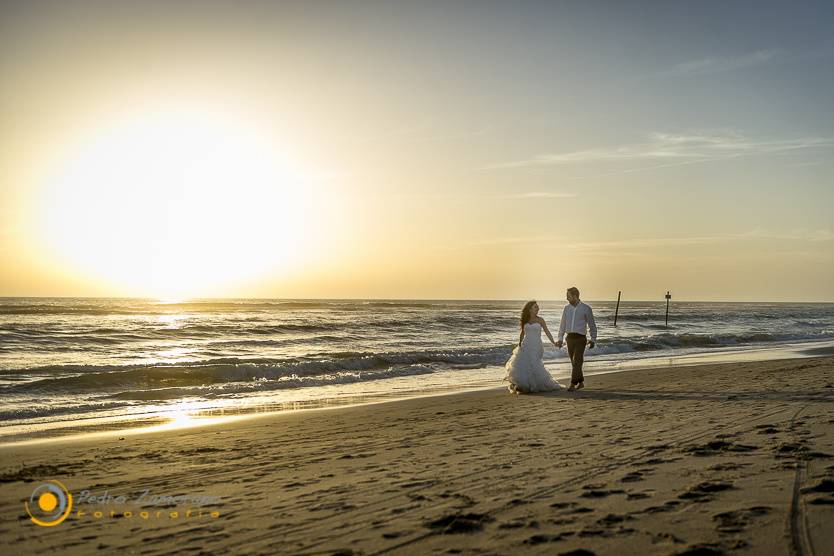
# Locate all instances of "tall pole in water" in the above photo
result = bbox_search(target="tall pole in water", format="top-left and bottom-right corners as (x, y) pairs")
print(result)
(613, 291), (622, 326)
(665, 291), (671, 328)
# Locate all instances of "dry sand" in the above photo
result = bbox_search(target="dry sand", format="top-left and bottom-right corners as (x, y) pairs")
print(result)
(1, 357), (833, 555)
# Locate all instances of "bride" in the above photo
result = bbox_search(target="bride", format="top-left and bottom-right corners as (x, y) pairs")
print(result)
(503, 300), (564, 394)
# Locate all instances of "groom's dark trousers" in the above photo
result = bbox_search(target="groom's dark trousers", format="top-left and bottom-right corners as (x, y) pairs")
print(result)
(566, 332), (587, 385)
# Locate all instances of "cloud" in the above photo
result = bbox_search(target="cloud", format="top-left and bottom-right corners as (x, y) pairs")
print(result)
(496, 191), (578, 199)
(656, 46), (834, 78)
(740, 228), (834, 243)
(450, 235), (561, 248)
(483, 130), (833, 172)
(660, 49), (783, 77)
(568, 229), (834, 251)
(444, 228), (833, 251)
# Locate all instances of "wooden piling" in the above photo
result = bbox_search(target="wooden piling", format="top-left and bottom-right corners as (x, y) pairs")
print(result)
(665, 291), (671, 327)
(614, 291), (621, 326)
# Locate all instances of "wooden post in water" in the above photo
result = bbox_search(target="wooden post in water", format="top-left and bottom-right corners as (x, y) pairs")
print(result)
(613, 291), (622, 326)
(665, 291), (672, 327)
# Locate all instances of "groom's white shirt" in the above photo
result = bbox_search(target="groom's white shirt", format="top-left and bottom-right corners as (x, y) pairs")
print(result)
(557, 301), (597, 342)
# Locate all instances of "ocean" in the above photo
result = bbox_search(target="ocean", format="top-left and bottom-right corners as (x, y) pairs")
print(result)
(2, 297), (833, 443)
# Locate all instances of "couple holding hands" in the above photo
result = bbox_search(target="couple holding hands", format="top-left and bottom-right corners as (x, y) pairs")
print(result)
(504, 287), (598, 394)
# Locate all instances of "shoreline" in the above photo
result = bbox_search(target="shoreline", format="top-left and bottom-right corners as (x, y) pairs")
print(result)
(3, 339), (833, 447)
(1, 356), (832, 554)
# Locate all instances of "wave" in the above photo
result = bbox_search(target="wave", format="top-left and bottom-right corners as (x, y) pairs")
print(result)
(7, 329), (834, 396)
(634, 331), (834, 350)
(0, 298), (523, 316)
(0, 400), (138, 421)
(0, 299), (360, 316)
(0, 365), (441, 421)
(0, 304), (146, 316)
(106, 365), (438, 400)
(2, 346), (515, 393)
(582, 331), (834, 356)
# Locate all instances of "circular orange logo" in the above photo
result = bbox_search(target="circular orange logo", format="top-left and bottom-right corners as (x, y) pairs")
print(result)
(25, 480), (73, 526)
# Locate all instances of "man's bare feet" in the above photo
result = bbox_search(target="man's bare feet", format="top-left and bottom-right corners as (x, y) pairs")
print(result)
(567, 384), (576, 391)
(576, 382), (585, 390)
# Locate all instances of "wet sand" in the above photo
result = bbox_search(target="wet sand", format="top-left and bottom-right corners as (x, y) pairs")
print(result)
(1, 357), (833, 555)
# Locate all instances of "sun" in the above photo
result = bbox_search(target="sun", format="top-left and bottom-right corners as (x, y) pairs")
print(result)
(32, 105), (318, 298)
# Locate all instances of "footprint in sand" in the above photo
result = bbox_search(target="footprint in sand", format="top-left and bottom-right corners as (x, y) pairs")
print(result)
(674, 542), (728, 555)
(381, 530), (410, 539)
(708, 462), (750, 471)
(801, 478), (834, 493)
(579, 526), (635, 538)
(651, 531), (685, 545)
(643, 500), (682, 513)
(338, 452), (377, 459)
(683, 440), (757, 456)
(580, 487), (625, 498)
(640, 456), (681, 465)
(712, 506), (771, 533)
(424, 511), (493, 534)
(548, 517), (578, 525)
(678, 481), (735, 501)
(567, 506), (594, 514)
(0, 464), (66, 483)
(523, 532), (573, 544)
(596, 513), (632, 526)
(803, 478), (834, 504)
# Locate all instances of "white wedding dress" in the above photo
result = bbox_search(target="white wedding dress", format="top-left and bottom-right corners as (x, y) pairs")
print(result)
(503, 322), (564, 393)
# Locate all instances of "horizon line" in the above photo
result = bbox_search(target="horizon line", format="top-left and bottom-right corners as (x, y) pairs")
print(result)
(1, 295), (832, 304)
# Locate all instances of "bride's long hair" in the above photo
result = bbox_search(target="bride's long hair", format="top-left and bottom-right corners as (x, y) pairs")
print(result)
(520, 300), (537, 329)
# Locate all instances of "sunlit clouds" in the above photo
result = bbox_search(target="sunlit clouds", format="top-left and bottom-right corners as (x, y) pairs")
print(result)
(1, 1), (833, 301)
(484, 130), (833, 170)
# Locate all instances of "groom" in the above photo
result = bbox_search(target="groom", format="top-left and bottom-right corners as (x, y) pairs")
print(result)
(556, 287), (597, 391)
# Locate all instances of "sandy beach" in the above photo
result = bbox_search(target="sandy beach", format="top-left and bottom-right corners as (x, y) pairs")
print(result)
(1, 356), (833, 555)
(3, 1), (833, 554)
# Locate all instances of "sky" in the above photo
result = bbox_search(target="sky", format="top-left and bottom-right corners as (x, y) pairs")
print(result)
(1, 0), (833, 301)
